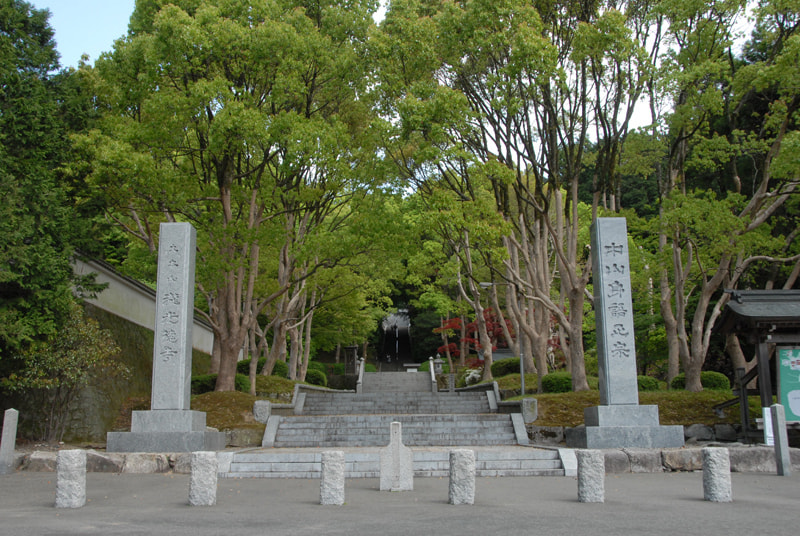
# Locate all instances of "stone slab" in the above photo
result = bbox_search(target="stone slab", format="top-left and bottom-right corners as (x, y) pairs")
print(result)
(566, 424), (685, 449)
(591, 218), (639, 406)
(0, 408), (18, 475)
(55, 450), (86, 508)
(107, 430), (226, 453)
(702, 447), (732, 502)
(151, 222), (196, 411)
(662, 448), (703, 472)
(577, 449), (605, 503)
(584, 405), (660, 427)
(122, 453), (171, 474)
(771, 404), (792, 476)
(380, 422), (413, 491)
(131, 410), (207, 433)
(521, 398), (538, 423)
(86, 450), (125, 473)
(253, 401), (271, 424)
(320, 451), (345, 505)
(189, 452), (218, 506)
(448, 449), (476, 505)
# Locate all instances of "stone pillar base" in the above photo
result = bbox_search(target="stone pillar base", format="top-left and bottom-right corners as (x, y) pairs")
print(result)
(107, 430), (226, 453)
(566, 424), (685, 449)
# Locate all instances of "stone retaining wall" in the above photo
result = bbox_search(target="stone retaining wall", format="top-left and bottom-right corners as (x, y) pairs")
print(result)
(8, 445), (800, 475)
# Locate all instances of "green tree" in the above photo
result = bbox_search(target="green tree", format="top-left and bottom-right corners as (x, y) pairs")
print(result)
(1, 303), (128, 442)
(81, 0), (381, 390)
(0, 1), (91, 362)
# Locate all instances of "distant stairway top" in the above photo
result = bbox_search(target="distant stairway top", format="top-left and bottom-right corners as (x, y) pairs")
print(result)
(360, 371), (431, 393)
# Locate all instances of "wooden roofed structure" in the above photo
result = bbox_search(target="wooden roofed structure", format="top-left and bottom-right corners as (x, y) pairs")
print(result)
(714, 289), (800, 441)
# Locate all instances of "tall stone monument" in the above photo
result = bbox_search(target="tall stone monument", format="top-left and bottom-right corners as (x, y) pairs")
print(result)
(107, 223), (226, 452)
(566, 218), (684, 448)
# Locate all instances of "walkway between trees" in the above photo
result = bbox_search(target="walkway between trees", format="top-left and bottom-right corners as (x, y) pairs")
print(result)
(226, 371), (564, 477)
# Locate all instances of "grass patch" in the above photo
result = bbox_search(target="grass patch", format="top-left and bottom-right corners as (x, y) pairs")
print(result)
(514, 390), (764, 427)
(191, 391), (264, 431)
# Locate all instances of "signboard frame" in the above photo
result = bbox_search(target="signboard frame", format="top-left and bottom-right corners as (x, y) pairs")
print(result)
(778, 346), (800, 422)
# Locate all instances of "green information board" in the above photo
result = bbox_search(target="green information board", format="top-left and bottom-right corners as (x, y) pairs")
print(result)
(778, 347), (800, 421)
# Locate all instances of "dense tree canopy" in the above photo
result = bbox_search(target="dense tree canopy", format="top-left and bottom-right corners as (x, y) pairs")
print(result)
(2, 0), (798, 397)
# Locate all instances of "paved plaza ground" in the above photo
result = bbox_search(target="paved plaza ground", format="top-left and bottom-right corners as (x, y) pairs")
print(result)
(0, 471), (798, 535)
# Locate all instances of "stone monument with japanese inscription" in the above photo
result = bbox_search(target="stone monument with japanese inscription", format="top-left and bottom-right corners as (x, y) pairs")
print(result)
(566, 218), (684, 448)
(107, 223), (225, 452)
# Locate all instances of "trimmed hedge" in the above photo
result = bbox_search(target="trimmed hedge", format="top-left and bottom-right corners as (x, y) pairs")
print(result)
(491, 357), (521, 378)
(637, 375), (661, 391)
(419, 360), (450, 373)
(541, 371), (572, 393)
(365, 363), (377, 372)
(236, 357), (266, 375)
(307, 361), (327, 374)
(305, 368), (327, 387)
(670, 371), (730, 391)
(191, 373), (251, 395)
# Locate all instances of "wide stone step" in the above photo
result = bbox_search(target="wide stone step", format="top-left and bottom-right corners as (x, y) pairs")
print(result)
(360, 372), (432, 393)
(271, 414), (517, 448)
(222, 447), (564, 478)
(301, 392), (491, 415)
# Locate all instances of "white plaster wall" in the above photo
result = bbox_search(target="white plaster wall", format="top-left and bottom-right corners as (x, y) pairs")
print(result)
(72, 258), (214, 354)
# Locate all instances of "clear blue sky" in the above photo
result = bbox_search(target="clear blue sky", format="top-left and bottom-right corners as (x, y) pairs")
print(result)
(30, 0), (136, 68)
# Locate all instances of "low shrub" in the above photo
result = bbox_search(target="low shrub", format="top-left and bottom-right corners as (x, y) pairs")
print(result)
(272, 360), (289, 378)
(191, 373), (251, 395)
(637, 375), (661, 391)
(541, 371), (572, 393)
(305, 368), (327, 387)
(670, 371), (730, 391)
(491, 357), (521, 378)
(236, 357), (266, 375)
(307, 361), (327, 374)
(364, 363), (377, 372)
(331, 363), (346, 375)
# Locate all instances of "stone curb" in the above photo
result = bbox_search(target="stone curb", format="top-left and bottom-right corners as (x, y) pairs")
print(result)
(6, 445), (800, 475)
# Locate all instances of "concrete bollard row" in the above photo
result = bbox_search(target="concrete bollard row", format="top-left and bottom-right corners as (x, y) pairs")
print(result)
(576, 449), (605, 503)
(189, 451), (218, 506)
(448, 449), (476, 505)
(320, 451), (346, 505)
(702, 447), (732, 502)
(55, 450), (87, 508)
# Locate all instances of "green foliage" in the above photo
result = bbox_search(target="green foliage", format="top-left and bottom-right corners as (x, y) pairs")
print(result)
(254, 374), (296, 397)
(491, 358), (521, 378)
(0, 1), (93, 360)
(307, 361), (327, 374)
(418, 359), (450, 373)
(191, 373), (250, 395)
(1, 303), (127, 441)
(637, 375), (661, 392)
(670, 371), (730, 391)
(237, 358), (267, 375)
(331, 363), (346, 375)
(304, 368), (328, 387)
(272, 360), (289, 379)
(364, 363), (377, 373)
(541, 372), (573, 394)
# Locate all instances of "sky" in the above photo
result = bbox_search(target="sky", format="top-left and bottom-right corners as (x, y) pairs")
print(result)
(30, 0), (137, 68)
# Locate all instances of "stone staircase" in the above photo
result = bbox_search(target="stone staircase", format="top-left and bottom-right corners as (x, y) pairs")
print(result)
(220, 446), (566, 478)
(237, 371), (568, 477)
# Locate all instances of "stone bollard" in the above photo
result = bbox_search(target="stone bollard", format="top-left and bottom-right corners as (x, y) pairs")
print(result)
(380, 422), (413, 491)
(0, 408), (19, 475)
(189, 451), (218, 506)
(320, 450), (346, 505)
(448, 449), (476, 505)
(576, 449), (604, 503)
(702, 447), (732, 502)
(770, 404), (792, 477)
(55, 450), (87, 508)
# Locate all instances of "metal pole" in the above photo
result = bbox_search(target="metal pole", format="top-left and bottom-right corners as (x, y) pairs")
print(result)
(520, 353), (525, 397)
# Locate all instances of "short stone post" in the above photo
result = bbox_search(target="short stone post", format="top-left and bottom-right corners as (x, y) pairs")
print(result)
(448, 449), (476, 505)
(189, 451), (218, 506)
(55, 450), (87, 508)
(702, 447), (732, 502)
(320, 451), (346, 505)
(770, 404), (792, 476)
(0, 408), (19, 475)
(576, 449), (604, 503)
(380, 422), (413, 491)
